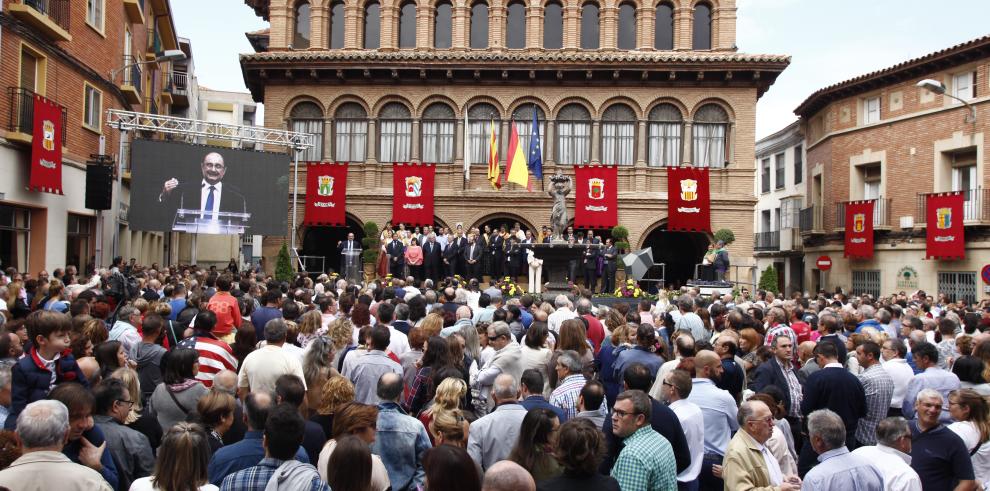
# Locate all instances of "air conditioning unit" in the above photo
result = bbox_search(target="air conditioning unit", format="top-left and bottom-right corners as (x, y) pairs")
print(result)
(900, 216), (914, 229)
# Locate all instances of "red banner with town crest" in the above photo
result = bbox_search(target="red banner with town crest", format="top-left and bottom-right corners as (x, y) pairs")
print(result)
(303, 162), (347, 226)
(844, 200), (874, 259)
(926, 192), (965, 260)
(29, 94), (63, 194)
(574, 165), (618, 228)
(666, 167), (710, 232)
(392, 163), (435, 226)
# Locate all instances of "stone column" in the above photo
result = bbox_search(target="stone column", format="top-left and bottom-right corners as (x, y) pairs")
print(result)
(367, 119), (378, 163)
(311, 5), (328, 49)
(590, 121), (600, 164)
(546, 120), (555, 164)
(345, 4), (362, 49)
(411, 120), (421, 161)
(636, 119), (647, 167)
(682, 121), (692, 165)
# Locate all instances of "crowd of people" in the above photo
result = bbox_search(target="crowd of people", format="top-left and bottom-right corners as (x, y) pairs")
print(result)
(0, 257), (987, 490)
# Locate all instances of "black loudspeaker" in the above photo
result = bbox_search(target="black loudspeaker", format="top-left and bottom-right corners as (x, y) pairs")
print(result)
(85, 164), (113, 210)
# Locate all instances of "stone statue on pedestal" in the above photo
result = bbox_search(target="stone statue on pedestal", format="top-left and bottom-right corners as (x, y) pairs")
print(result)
(548, 172), (571, 241)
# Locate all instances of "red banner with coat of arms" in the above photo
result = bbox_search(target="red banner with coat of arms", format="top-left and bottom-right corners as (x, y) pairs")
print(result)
(392, 163), (435, 226)
(926, 192), (965, 260)
(29, 94), (63, 194)
(574, 165), (618, 228)
(303, 162), (347, 226)
(666, 167), (710, 232)
(844, 200), (874, 259)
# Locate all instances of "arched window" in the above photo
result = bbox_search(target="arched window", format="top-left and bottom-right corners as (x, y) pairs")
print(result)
(399, 1), (417, 48)
(364, 1), (381, 49)
(379, 102), (412, 162)
(511, 104), (546, 161)
(506, 1), (526, 49)
(422, 102), (455, 164)
(434, 1), (452, 48)
(334, 102), (368, 163)
(617, 3), (636, 50)
(329, 1), (344, 49)
(468, 102), (499, 165)
(693, 2), (711, 50)
(602, 104), (635, 165)
(470, 2), (489, 49)
(693, 103), (729, 168)
(654, 2), (673, 50)
(543, 2), (563, 49)
(556, 104), (591, 164)
(580, 2), (599, 49)
(647, 103), (682, 166)
(290, 101), (324, 161)
(293, 1), (310, 49)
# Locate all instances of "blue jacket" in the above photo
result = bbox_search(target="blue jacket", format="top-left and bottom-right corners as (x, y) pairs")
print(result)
(612, 346), (664, 382)
(63, 424), (120, 490)
(370, 402), (432, 491)
(519, 395), (567, 423)
(6, 347), (88, 430)
(596, 341), (627, 408)
(207, 430), (310, 486)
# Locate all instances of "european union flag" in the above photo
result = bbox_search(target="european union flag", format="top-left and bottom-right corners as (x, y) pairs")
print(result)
(528, 104), (543, 180)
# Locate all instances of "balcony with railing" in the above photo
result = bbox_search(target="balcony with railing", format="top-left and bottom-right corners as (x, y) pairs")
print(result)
(916, 189), (990, 225)
(754, 231), (780, 252)
(8, 0), (71, 42)
(6, 87), (67, 146)
(165, 71), (189, 108)
(799, 205), (823, 234)
(835, 198), (892, 230)
(123, 0), (145, 24)
(119, 56), (143, 105)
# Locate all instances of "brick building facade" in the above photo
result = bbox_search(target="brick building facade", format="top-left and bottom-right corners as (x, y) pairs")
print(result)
(796, 35), (990, 303)
(241, 0), (788, 286)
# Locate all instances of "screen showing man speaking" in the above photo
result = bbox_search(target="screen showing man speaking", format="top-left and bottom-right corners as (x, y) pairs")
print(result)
(129, 139), (289, 236)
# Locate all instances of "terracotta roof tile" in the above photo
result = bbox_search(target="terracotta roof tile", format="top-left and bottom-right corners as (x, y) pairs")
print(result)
(239, 49), (790, 65)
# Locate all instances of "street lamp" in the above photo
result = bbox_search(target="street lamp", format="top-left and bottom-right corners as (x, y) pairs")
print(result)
(916, 78), (977, 123)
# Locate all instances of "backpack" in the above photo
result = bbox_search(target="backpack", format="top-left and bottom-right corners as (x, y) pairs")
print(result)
(109, 271), (141, 301)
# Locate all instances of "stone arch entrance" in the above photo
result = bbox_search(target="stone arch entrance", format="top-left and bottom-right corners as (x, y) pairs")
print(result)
(473, 213), (536, 235)
(300, 214), (365, 275)
(638, 222), (712, 289)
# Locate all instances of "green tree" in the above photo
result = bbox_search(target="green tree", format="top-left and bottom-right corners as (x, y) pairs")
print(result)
(275, 243), (294, 282)
(758, 265), (779, 293)
(361, 221), (380, 264)
(714, 228), (736, 246)
(611, 225), (630, 252)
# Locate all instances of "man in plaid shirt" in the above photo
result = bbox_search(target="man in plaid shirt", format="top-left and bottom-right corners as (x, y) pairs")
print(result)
(609, 390), (677, 491)
(854, 341), (894, 446)
(550, 350), (604, 420)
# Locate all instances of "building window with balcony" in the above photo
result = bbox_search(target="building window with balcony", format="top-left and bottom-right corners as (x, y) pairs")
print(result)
(692, 104), (729, 168)
(647, 103), (682, 167)
(19, 46), (44, 95)
(468, 102), (499, 165)
(794, 144), (803, 185)
(862, 96), (880, 124)
(86, 0), (104, 33)
(0, 205), (30, 274)
(581, 2), (600, 49)
(470, 2), (489, 49)
(506, 1), (526, 49)
(379, 102), (412, 163)
(601, 104), (635, 165)
(774, 152), (785, 190)
(655, 2), (674, 50)
(761, 158), (771, 193)
(950, 149), (978, 220)
(399, 1), (417, 48)
(334, 103), (367, 163)
(434, 1), (452, 49)
(617, 3), (636, 50)
(290, 101), (324, 161)
(83, 84), (102, 132)
(543, 2), (563, 49)
(66, 214), (92, 274)
(422, 103), (455, 164)
(329, 1), (345, 48)
(364, 1), (381, 49)
(952, 71), (977, 101)
(556, 104), (591, 165)
(693, 2), (712, 50)
(512, 104), (546, 161)
(294, 1), (311, 49)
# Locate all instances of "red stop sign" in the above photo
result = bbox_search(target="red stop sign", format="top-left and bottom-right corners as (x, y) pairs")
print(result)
(817, 256), (832, 271)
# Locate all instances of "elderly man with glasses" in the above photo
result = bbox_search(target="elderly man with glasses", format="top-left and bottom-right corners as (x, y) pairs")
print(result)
(723, 399), (802, 491)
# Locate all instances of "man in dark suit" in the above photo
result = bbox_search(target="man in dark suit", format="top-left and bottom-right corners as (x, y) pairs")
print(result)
(462, 234), (483, 281)
(336, 232), (361, 275)
(452, 229), (468, 277)
(422, 233), (443, 284)
(442, 237), (459, 280)
(582, 234), (600, 291)
(491, 231), (505, 279)
(752, 334), (804, 448)
(385, 235), (405, 278)
(159, 151), (247, 228)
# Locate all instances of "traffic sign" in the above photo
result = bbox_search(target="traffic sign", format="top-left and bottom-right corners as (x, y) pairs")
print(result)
(817, 256), (832, 271)
(982, 264), (990, 285)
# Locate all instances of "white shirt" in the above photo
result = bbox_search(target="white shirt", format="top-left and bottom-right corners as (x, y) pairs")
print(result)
(950, 420), (982, 452)
(850, 445), (922, 491)
(129, 477), (218, 491)
(882, 357), (916, 408)
(200, 180), (222, 217)
(547, 307), (578, 334)
(669, 399), (705, 482)
(387, 325), (410, 357)
(238, 344), (307, 394)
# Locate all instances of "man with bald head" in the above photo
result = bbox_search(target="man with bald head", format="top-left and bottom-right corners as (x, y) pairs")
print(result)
(159, 150), (247, 227)
(372, 372), (431, 491)
(687, 350), (739, 490)
(482, 460), (535, 491)
(441, 305), (474, 338)
(468, 373), (528, 471)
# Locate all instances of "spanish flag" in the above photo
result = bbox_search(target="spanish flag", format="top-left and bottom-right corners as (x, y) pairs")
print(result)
(487, 119), (501, 189)
(505, 120), (530, 189)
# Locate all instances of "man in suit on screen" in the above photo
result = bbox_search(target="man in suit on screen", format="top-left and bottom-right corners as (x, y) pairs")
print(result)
(158, 151), (247, 228)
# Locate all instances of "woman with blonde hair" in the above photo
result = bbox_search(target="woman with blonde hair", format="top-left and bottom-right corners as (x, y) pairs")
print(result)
(129, 422), (217, 491)
(110, 367), (163, 450)
(5, 282), (29, 319)
(303, 336), (338, 417)
(318, 402), (391, 491)
(419, 312), (445, 338)
(195, 390), (236, 456)
(43, 279), (69, 313)
(547, 319), (592, 389)
(419, 377), (467, 444)
(297, 309), (325, 349)
(310, 375), (355, 438)
(328, 317), (356, 369)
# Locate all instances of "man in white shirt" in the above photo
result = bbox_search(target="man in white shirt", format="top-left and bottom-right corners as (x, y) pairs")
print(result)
(881, 338), (917, 417)
(376, 302), (409, 356)
(850, 417), (921, 491)
(547, 295), (577, 334)
(660, 368), (705, 488)
(675, 295), (708, 343)
(237, 319), (307, 397)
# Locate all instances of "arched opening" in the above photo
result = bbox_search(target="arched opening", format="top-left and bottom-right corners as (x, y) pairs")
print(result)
(293, 1), (311, 49)
(654, 2), (673, 50)
(505, 1), (526, 49)
(470, 2), (489, 49)
(543, 1), (563, 49)
(329, 1), (345, 48)
(692, 103), (730, 168)
(364, 1), (381, 49)
(422, 102), (456, 164)
(334, 102), (368, 163)
(647, 102), (683, 167)
(556, 103), (591, 165)
(601, 103), (636, 165)
(474, 214), (534, 236)
(692, 2), (712, 50)
(378, 102), (412, 163)
(434, 1), (453, 48)
(301, 215), (366, 276)
(399, 1), (417, 48)
(617, 2), (636, 50)
(639, 223), (711, 289)
(580, 2), (600, 49)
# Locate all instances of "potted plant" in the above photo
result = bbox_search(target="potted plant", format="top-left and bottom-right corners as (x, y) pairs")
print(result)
(361, 221), (381, 280)
(714, 228), (736, 246)
(275, 243), (294, 282)
(611, 225), (630, 283)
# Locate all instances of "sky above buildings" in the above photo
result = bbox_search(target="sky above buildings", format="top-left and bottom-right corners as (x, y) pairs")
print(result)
(172, 0), (990, 138)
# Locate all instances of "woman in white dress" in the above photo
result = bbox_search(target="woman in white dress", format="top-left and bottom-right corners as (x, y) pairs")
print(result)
(948, 388), (990, 486)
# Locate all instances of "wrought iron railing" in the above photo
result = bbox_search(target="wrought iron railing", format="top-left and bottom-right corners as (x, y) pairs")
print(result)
(799, 205), (821, 232)
(754, 231), (780, 251)
(916, 189), (990, 223)
(835, 198), (892, 229)
(121, 55), (143, 94)
(6, 87), (67, 142)
(23, 0), (70, 32)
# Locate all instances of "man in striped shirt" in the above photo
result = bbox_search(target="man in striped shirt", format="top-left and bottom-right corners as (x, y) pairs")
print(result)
(177, 310), (238, 388)
(550, 350), (604, 420)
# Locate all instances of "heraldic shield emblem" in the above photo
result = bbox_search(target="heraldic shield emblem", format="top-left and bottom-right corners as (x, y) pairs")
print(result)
(588, 178), (604, 200)
(853, 213), (866, 233)
(680, 179), (698, 201)
(405, 176), (423, 197)
(317, 175), (334, 196)
(42, 119), (55, 152)
(936, 207), (952, 230)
